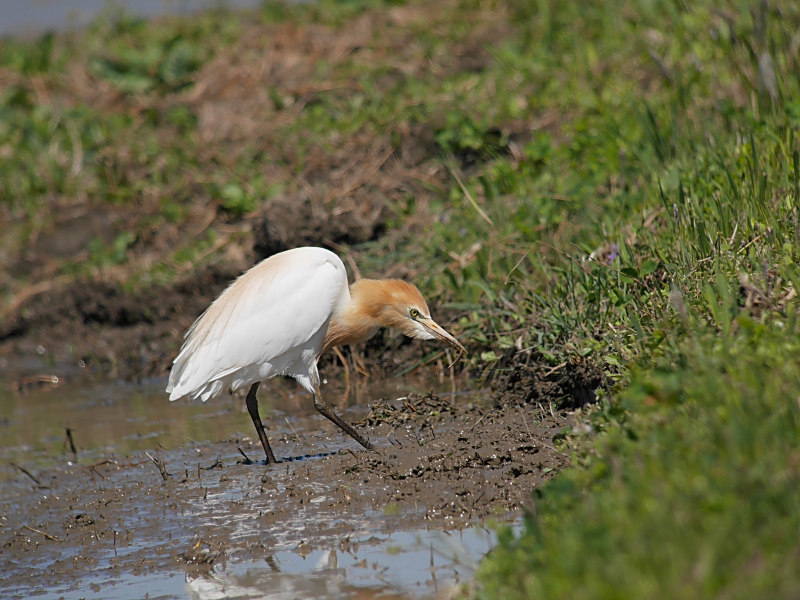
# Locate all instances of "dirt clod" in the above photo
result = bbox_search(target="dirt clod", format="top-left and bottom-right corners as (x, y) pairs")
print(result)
(490, 348), (608, 410)
(252, 193), (386, 261)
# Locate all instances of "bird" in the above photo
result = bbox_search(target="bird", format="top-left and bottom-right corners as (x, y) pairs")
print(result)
(166, 246), (466, 464)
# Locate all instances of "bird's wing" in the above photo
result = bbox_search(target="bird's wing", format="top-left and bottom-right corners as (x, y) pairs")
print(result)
(167, 249), (347, 401)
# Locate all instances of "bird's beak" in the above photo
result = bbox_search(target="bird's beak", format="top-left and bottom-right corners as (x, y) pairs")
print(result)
(418, 317), (467, 357)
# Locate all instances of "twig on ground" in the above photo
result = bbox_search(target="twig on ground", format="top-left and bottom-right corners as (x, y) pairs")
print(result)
(23, 525), (62, 542)
(11, 462), (42, 486)
(237, 447), (253, 464)
(144, 451), (170, 481)
(65, 428), (78, 462)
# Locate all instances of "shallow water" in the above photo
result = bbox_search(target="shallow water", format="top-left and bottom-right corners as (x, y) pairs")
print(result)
(0, 372), (461, 474)
(182, 526), (500, 600)
(0, 373), (510, 599)
(1, 375), (299, 477)
(41, 526), (502, 600)
(0, 0), (264, 38)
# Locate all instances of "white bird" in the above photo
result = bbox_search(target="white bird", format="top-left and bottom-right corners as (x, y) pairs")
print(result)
(166, 246), (465, 463)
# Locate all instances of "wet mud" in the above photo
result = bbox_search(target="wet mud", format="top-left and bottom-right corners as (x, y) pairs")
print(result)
(1, 380), (571, 599)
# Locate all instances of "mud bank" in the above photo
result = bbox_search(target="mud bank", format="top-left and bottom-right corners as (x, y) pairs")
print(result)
(1, 378), (570, 598)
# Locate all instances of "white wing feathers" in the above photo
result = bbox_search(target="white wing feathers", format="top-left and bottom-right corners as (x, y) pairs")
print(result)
(166, 248), (348, 402)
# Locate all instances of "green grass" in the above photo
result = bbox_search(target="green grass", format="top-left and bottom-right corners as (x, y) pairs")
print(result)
(476, 319), (800, 599)
(2, 0), (800, 596)
(465, 0), (800, 597)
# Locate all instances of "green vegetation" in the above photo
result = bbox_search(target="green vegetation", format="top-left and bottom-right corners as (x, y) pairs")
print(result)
(462, 1), (800, 598)
(1, 0), (799, 596)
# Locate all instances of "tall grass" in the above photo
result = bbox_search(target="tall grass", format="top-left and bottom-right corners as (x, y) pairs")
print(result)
(471, 0), (800, 597)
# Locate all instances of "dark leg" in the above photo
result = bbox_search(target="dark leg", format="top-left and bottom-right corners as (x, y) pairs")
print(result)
(312, 386), (373, 450)
(245, 382), (278, 464)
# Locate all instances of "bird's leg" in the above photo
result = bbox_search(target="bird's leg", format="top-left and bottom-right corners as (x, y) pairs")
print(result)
(312, 386), (373, 450)
(245, 382), (278, 464)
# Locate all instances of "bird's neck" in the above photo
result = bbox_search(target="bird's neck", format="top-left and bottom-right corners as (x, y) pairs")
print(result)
(321, 279), (396, 353)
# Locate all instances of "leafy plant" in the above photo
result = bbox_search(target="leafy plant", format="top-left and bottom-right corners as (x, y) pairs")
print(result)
(89, 35), (202, 94)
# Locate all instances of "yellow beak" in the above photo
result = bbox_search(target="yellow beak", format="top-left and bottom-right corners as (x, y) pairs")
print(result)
(418, 317), (467, 356)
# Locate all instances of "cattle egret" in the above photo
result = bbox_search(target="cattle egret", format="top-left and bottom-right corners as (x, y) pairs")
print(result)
(166, 246), (465, 463)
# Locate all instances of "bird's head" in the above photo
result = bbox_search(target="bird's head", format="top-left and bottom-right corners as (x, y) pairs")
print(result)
(351, 279), (467, 356)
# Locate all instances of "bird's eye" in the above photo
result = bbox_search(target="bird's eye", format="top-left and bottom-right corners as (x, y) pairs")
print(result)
(409, 308), (419, 319)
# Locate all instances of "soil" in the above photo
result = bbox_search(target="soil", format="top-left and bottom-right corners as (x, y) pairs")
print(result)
(1, 388), (572, 597)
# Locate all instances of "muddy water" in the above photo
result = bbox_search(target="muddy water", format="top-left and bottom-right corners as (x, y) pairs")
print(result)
(0, 372), (459, 475)
(1, 373), (560, 599)
(1, 375), (312, 477)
